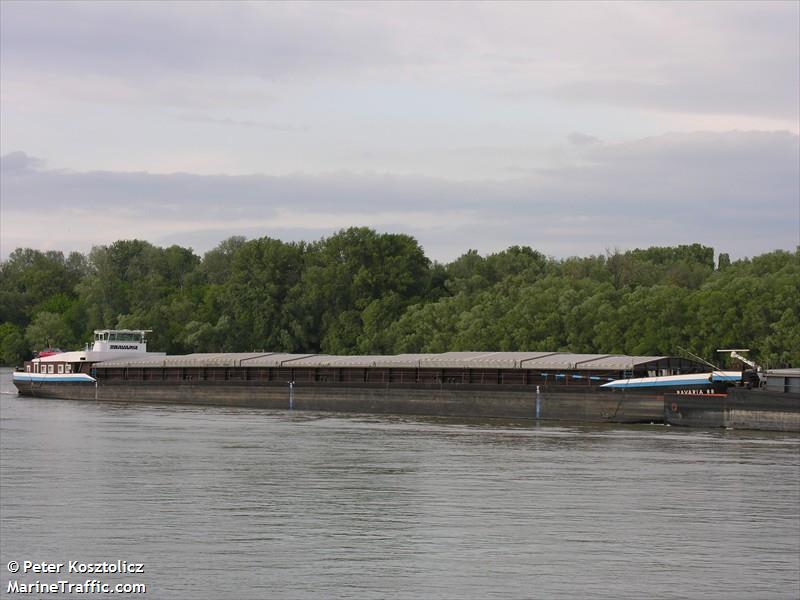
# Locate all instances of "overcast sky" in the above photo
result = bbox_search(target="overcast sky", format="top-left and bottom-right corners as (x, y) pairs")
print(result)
(1, 1), (798, 261)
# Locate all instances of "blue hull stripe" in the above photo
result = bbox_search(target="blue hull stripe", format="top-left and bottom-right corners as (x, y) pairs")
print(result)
(13, 374), (95, 383)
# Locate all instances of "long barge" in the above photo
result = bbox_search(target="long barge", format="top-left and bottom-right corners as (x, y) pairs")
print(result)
(12, 330), (799, 431)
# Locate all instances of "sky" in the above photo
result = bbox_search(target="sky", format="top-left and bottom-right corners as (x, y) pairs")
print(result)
(1, 1), (798, 262)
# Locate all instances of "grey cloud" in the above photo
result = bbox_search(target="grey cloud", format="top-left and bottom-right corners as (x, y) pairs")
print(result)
(174, 114), (308, 132)
(551, 72), (798, 121)
(0, 162), (483, 216)
(0, 2), (423, 113)
(567, 132), (601, 146)
(2, 2), (796, 122)
(516, 132), (799, 228)
(582, 130), (798, 167)
(0, 151), (46, 173)
(0, 2), (414, 81)
(498, 4), (799, 122)
(2, 131), (797, 261)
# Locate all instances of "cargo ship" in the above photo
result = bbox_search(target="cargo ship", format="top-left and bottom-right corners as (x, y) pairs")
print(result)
(0, 330), (715, 422)
(11, 331), (798, 430)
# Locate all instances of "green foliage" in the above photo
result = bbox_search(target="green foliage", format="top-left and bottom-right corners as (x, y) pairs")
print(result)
(200, 236), (246, 285)
(1, 236), (797, 367)
(300, 227), (431, 354)
(0, 323), (28, 365)
(223, 236), (306, 351)
(685, 250), (799, 368)
(24, 312), (73, 350)
(0, 248), (86, 325)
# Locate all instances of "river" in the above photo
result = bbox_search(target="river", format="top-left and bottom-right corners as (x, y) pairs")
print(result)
(1, 368), (798, 599)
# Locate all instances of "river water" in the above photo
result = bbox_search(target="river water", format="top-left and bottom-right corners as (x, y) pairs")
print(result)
(1, 368), (798, 599)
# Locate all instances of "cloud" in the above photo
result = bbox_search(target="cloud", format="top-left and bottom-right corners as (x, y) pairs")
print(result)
(0, 151), (45, 173)
(1, 3), (393, 78)
(550, 71), (798, 122)
(174, 114), (308, 132)
(2, 131), (797, 261)
(1, 1), (797, 184)
(2, 2), (797, 121)
(567, 132), (601, 147)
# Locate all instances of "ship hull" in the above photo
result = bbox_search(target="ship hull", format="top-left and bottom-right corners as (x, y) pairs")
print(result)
(665, 388), (800, 432)
(12, 378), (664, 424)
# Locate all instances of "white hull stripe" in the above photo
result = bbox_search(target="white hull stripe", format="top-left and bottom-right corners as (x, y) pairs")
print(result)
(601, 371), (741, 389)
(13, 373), (96, 383)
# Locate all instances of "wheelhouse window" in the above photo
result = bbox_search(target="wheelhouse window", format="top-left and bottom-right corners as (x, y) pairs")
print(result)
(109, 331), (144, 342)
(48, 364), (54, 374)
(57, 364), (64, 374)
(95, 330), (146, 343)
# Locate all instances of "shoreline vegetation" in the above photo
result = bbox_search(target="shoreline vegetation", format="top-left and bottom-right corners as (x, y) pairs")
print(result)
(1, 228), (797, 368)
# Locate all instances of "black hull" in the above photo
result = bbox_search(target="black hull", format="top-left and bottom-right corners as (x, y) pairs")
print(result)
(665, 388), (800, 432)
(12, 379), (665, 424)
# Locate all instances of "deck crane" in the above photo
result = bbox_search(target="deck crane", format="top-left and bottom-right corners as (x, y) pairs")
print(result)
(718, 349), (764, 387)
(717, 349), (760, 371)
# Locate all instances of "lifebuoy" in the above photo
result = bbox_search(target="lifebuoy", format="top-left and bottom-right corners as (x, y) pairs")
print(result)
(670, 402), (678, 413)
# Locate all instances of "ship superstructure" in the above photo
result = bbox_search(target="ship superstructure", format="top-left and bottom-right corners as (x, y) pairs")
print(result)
(13, 329), (164, 382)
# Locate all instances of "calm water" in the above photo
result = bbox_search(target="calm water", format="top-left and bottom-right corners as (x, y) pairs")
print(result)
(1, 368), (798, 599)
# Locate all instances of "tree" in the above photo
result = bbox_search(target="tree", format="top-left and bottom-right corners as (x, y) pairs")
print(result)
(0, 323), (28, 365)
(1, 238), (795, 362)
(221, 237), (306, 351)
(299, 227), (431, 354)
(201, 236), (247, 285)
(24, 312), (73, 351)
(0, 248), (85, 325)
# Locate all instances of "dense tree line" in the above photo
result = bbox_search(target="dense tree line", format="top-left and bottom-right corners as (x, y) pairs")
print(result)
(1, 228), (798, 368)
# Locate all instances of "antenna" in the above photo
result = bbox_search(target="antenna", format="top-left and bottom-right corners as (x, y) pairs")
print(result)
(677, 346), (721, 372)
